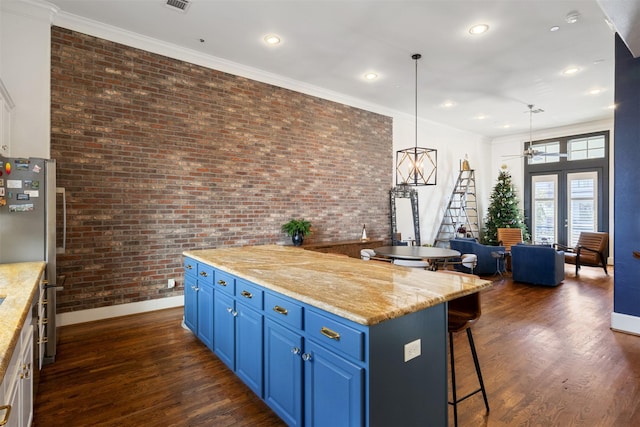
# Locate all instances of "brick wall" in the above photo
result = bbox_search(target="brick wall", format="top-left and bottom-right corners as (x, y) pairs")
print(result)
(50, 27), (393, 313)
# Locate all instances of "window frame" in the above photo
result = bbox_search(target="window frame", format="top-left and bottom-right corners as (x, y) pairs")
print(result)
(523, 130), (609, 247)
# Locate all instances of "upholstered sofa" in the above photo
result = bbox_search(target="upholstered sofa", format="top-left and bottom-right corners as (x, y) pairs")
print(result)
(511, 244), (564, 286)
(449, 238), (506, 276)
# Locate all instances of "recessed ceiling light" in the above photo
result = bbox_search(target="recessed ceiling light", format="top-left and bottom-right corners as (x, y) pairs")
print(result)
(502, 124), (511, 129)
(607, 104), (617, 110)
(565, 11), (580, 24)
(475, 114), (487, 120)
(589, 88), (603, 95)
(364, 72), (378, 81)
(441, 100), (456, 108)
(469, 24), (490, 35)
(562, 66), (580, 76)
(263, 34), (281, 45)
(550, 26), (560, 32)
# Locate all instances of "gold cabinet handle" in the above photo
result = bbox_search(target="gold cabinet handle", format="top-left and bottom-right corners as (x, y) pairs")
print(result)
(185, 264), (193, 270)
(240, 290), (253, 299)
(217, 279), (227, 287)
(0, 404), (11, 426)
(199, 271), (208, 277)
(320, 327), (341, 341)
(38, 337), (49, 345)
(273, 305), (288, 315)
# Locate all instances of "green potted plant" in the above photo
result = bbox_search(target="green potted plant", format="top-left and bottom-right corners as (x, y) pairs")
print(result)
(281, 218), (312, 246)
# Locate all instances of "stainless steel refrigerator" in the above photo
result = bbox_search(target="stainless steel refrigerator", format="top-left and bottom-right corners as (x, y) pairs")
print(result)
(0, 156), (61, 365)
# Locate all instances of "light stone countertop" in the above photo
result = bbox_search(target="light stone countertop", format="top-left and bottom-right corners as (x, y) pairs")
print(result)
(184, 245), (492, 326)
(0, 262), (45, 383)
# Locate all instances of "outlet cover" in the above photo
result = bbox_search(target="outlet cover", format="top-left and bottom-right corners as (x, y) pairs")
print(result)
(404, 339), (421, 362)
(168, 278), (176, 288)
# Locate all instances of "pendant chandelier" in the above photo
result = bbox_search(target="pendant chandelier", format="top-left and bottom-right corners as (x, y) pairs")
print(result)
(395, 53), (437, 186)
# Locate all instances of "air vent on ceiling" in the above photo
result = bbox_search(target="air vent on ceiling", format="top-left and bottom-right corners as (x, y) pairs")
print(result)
(165, 0), (191, 13)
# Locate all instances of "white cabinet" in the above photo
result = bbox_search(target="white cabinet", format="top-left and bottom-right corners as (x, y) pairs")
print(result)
(0, 78), (14, 156)
(0, 316), (34, 427)
(20, 326), (34, 427)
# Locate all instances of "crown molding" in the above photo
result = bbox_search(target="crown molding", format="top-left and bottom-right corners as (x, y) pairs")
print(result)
(2, 0), (59, 22)
(0, 78), (15, 109)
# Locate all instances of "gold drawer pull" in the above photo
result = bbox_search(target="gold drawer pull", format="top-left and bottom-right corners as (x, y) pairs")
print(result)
(0, 404), (11, 426)
(241, 290), (253, 299)
(185, 264), (193, 270)
(217, 279), (227, 287)
(199, 271), (208, 277)
(320, 327), (341, 341)
(38, 337), (49, 345)
(273, 305), (288, 315)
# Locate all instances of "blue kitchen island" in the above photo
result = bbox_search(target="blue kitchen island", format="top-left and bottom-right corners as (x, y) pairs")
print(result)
(183, 245), (491, 426)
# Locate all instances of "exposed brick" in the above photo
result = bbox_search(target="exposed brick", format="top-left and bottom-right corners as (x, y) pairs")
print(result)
(51, 27), (392, 313)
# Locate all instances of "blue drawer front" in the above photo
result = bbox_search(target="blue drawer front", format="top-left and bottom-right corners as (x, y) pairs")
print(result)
(184, 258), (197, 277)
(265, 292), (303, 331)
(236, 279), (264, 311)
(215, 270), (235, 295)
(197, 263), (214, 284)
(305, 310), (364, 361)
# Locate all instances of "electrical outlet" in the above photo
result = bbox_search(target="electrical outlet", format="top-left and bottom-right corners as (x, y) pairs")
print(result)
(404, 339), (421, 362)
(168, 278), (176, 289)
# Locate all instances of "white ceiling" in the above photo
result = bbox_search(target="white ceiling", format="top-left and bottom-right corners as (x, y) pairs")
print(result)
(49, 0), (621, 138)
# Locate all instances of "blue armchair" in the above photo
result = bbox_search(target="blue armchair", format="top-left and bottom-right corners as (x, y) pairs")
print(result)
(449, 238), (505, 276)
(511, 244), (564, 286)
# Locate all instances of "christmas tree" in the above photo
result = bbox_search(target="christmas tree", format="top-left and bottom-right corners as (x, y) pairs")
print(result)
(482, 166), (529, 245)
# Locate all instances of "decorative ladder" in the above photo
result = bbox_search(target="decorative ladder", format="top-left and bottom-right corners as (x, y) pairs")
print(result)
(433, 169), (479, 248)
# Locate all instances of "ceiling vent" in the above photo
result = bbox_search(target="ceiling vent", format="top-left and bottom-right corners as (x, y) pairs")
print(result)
(165, 0), (191, 13)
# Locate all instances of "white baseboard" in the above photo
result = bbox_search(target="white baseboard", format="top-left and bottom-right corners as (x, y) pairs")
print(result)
(57, 296), (184, 326)
(611, 312), (640, 336)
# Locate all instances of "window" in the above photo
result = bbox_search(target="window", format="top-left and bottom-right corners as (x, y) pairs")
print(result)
(532, 175), (558, 245)
(528, 141), (562, 165)
(567, 172), (598, 246)
(568, 135), (605, 160)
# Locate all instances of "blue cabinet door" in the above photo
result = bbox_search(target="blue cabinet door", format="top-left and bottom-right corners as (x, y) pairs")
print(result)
(184, 273), (197, 333)
(214, 290), (235, 370)
(236, 302), (263, 396)
(196, 282), (214, 350)
(264, 319), (303, 427)
(304, 340), (364, 427)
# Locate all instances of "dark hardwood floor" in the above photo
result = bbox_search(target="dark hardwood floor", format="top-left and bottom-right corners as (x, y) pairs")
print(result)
(34, 264), (640, 426)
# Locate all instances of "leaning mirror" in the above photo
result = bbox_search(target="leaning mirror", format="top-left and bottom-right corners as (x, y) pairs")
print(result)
(389, 186), (420, 246)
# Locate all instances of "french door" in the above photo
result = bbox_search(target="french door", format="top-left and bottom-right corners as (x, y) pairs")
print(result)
(530, 170), (601, 247)
(524, 130), (609, 248)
